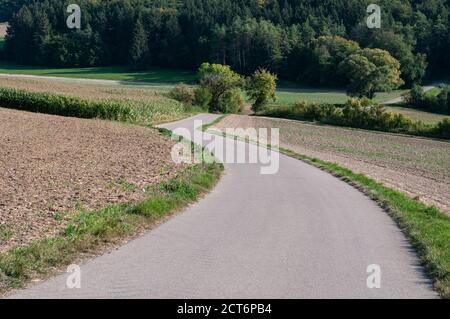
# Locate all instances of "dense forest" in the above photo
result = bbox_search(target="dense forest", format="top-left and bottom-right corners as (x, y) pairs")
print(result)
(2, 0), (450, 87)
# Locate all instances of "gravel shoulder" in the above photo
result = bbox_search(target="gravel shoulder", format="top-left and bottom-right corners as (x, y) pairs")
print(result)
(211, 115), (450, 214)
(0, 107), (183, 252)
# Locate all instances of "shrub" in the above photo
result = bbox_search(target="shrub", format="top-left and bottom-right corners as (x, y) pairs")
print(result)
(168, 84), (195, 105)
(434, 118), (450, 139)
(297, 101), (336, 121)
(193, 87), (212, 110)
(246, 69), (277, 112)
(217, 88), (244, 113)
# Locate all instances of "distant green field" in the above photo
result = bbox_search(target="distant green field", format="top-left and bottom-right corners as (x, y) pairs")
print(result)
(273, 87), (405, 105)
(0, 61), (414, 121)
(0, 62), (196, 85)
(426, 87), (442, 96)
(0, 61), (405, 102)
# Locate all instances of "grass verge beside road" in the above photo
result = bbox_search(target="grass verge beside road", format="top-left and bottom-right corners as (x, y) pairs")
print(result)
(274, 87), (405, 105)
(0, 62), (405, 105)
(0, 161), (223, 296)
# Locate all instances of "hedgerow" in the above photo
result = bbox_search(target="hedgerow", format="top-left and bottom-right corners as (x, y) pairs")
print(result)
(261, 98), (450, 139)
(0, 87), (135, 121)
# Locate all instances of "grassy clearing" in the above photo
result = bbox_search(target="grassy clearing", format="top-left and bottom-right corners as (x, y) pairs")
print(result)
(274, 88), (349, 105)
(0, 161), (223, 295)
(0, 61), (196, 85)
(206, 117), (450, 298)
(273, 85), (405, 105)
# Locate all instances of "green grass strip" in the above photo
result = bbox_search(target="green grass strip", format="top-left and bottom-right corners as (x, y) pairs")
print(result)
(201, 114), (228, 132)
(0, 162), (223, 295)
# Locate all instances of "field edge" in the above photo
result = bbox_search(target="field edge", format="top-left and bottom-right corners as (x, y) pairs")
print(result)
(0, 148), (224, 297)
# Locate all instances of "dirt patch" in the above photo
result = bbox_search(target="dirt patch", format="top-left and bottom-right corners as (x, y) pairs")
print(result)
(212, 115), (450, 214)
(0, 107), (183, 252)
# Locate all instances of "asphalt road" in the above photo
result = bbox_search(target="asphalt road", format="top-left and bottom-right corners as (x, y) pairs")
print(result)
(9, 114), (436, 298)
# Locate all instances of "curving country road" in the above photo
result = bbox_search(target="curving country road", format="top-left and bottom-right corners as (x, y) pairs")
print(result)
(9, 114), (436, 298)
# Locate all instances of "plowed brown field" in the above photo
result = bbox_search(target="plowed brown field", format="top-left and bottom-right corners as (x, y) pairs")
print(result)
(0, 107), (182, 252)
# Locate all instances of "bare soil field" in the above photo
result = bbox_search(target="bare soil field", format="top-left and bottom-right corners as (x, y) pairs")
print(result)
(211, 115), (450, 213)
(0, 75), (185, 124)
(0, 107), (182, 252)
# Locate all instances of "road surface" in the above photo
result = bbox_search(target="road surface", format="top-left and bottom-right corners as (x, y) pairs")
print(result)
(8, 114), (436, 298)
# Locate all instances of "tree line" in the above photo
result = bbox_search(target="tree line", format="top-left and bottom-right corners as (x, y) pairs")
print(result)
(3, 0), (450, 89)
